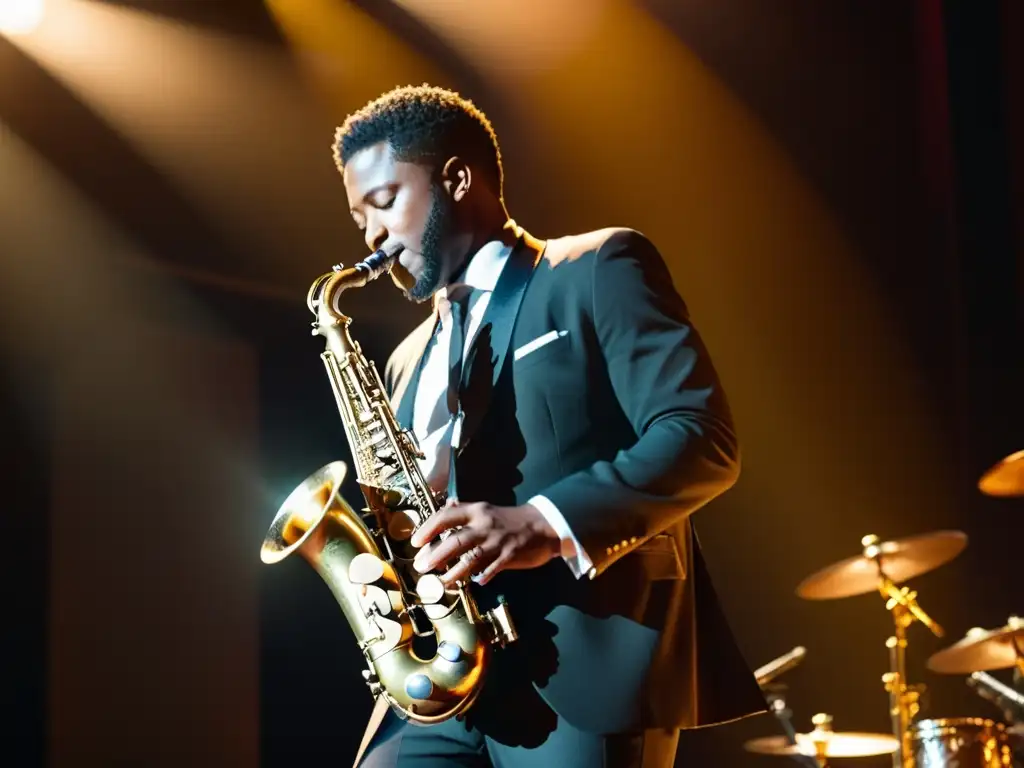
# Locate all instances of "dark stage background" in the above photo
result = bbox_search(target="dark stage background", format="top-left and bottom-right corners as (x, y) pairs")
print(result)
(2, 1), (1021, 766)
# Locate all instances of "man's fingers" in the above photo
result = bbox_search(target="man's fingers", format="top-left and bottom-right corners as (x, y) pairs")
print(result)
(440, 542), (498, 586)
(410, 505), (471, 548)
(413, 526), (484, 573)
(475, 546), (515, 586)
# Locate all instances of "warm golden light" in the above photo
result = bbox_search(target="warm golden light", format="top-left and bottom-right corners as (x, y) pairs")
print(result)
(0, 0), (45, 35)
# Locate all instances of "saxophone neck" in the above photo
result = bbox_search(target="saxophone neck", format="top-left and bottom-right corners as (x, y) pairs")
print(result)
(307, 245), (402, 325)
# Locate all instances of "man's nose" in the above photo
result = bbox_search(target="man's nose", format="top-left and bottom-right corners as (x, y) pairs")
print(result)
(365, 223), (387, 253)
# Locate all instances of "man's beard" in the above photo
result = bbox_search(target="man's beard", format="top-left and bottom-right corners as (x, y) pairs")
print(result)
(406, 186), (452, 303)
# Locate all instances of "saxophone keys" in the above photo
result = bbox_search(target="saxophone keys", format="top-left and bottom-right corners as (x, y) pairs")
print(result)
(381, 488), (405, 508)
(357, 584), (393, 618)
(364, 679), (383, 696)
(362, 614), (405, 659)
(399, 430), (426, 459)
(387, 510), (417, 541)
(416, 574), (446, 605)
(436, 641), (464, 663)
(349, 552), (390, 585)
(423, 603), (456, 620)
(405, 674), (433, 700)
(361, 668), (384, 696)
(484, 600), (519, 647)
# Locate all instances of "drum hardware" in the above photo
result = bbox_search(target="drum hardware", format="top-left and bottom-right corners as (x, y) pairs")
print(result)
(876, 565), (943, 767)
(978, 449), (1024, 497)
(908, 717), (1015, 767)
(744, 712), (900, 767)
(927, 617), (1024, 677)
(755, 646), (817, 767)
(796, 530), (967, 768)
(756, 646), (809, 687)
(760, 685), (820, 768)
(967, 671), (1024, 724)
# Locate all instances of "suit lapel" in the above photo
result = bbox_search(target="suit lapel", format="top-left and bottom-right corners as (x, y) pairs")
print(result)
(457, 225), (544, 454)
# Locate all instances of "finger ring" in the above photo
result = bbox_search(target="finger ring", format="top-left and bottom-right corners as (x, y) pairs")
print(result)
(462, 546), (483, 563)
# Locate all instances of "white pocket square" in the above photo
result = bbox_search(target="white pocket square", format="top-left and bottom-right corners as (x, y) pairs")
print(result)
(514, 330), (568, 360)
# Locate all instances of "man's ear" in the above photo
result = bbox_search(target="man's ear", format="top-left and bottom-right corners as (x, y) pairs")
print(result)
(441, 156), (471, 202)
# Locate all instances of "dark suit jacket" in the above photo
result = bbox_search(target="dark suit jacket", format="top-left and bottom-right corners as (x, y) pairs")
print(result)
(384, 221), (766, 734)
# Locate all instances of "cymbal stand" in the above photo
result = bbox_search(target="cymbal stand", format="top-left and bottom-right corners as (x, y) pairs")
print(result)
(764, 686), (819, 768)
(862, 535), (945, 768)
(806, 713), (837, 768)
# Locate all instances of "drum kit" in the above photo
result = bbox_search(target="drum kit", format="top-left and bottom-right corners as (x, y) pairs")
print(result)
(743, 449), (1024, 768)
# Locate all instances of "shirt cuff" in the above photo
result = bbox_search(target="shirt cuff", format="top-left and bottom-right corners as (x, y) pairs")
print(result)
(528, 494), (595, 580)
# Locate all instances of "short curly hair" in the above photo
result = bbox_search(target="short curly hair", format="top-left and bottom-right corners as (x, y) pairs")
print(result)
(333, 84), (504, 200)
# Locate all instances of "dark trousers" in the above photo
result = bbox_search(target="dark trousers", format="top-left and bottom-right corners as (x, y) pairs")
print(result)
(358, 709), (679, 768)
(357, 614), (679, 767)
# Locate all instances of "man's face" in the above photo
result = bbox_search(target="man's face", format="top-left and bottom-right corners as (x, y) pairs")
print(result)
(344, 141), (454, 302)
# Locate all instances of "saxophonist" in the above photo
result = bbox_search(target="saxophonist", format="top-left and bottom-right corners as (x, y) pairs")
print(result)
(335, 85), (765, 768)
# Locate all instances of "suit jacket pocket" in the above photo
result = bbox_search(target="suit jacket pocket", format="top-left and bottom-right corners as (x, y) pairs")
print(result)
(628, 534), (685, 581)
(513, 330), (569, 370)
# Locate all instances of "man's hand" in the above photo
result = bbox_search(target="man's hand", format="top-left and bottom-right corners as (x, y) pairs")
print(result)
(410, 501), (561, 586)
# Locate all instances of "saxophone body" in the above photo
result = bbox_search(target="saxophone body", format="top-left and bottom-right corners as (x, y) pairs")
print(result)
(260, 249), (517, 724)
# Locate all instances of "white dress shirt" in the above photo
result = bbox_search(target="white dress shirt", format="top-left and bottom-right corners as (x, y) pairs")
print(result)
(411, 239), (594, 580)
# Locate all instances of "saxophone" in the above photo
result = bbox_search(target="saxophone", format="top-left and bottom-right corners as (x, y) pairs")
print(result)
(260, 246), (517, 725)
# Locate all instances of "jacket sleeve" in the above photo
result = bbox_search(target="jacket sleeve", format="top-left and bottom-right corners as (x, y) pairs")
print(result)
(537, 229), (740, 579)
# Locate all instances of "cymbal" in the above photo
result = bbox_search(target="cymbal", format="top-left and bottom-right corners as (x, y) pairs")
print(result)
(745, 713), (899, 760)
(927, 616), (1024, 674)
(978, 449), (1024, 497)
(744, 731), (899, 759)
(796, 530), (968, 600)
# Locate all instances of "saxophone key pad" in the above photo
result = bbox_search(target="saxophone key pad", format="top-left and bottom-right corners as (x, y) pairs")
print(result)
(387, 511), (417, 541)
(405, 673), (433, 700)
(437, 640), (464, 663)
(416, 574), (446, 605)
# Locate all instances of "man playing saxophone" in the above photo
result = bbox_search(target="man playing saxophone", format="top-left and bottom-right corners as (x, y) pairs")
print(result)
(335, 84), (765, 768)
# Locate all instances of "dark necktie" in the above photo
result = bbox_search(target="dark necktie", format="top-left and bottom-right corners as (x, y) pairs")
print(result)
(446, 293), (466, 420)
(444, 291), (468, 499)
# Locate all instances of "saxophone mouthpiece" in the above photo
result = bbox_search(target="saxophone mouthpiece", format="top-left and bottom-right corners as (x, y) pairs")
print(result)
(331, 242), (404, 279)
(357, 242), (404, 279)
